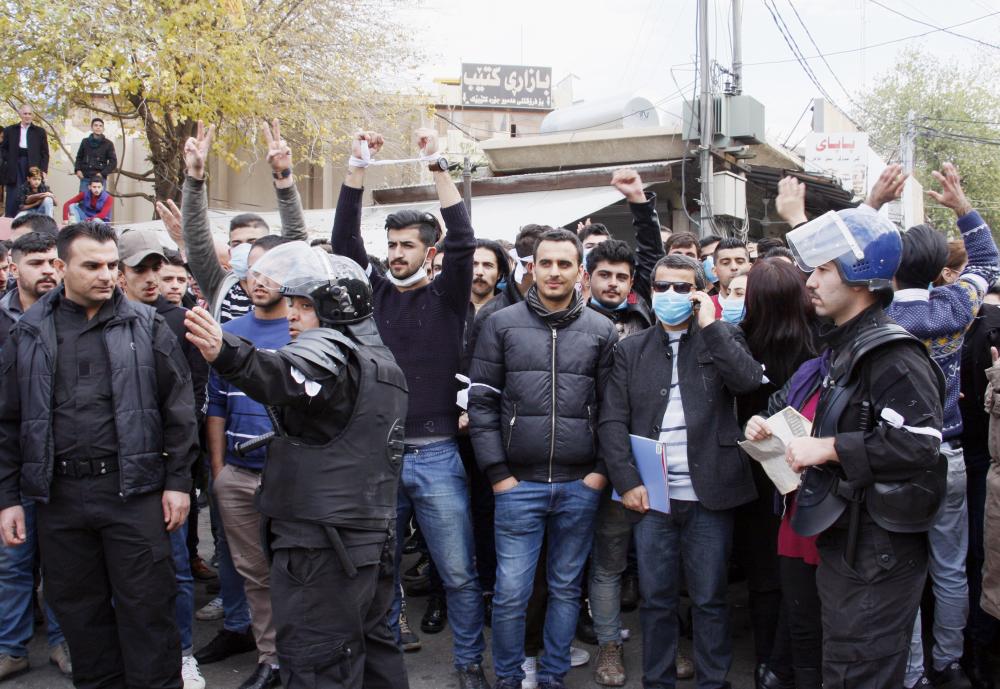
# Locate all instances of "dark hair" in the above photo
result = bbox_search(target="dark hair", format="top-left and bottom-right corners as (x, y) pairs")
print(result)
(91, 117), (104, 126)
(11, 231), (56, 262)
(533, 228), (584, 264)
(163, 250), (186, 268)
(989, 284), (1000, 297)
(0, 243), (7, 262)
(56, 221), (117, 261)
(309, 238), (332, 248)
(740, 258), (817, 386)
(230, 213), (269, 234)
(515, 224), (551, 258)
(755, 237), (785, 256)
(88, 174), (105, 185)
(586, 239), (635, 275)
(384, 210), (441, 248)
(897, 224), (949, 289)
(652, 253), (707, 290)
(367, 254), (387, 277)
(250, 235), (289, 252)
(433, 240), (446, 254)
(578, 223), (611, 243)
(665, 232), (698, 254)
(713, 237), (748, 258)
(764, 246), (795, 262)
(11, 213), (58, 236)
(699, 234), (722, 249)
(476, 238), (510, 283)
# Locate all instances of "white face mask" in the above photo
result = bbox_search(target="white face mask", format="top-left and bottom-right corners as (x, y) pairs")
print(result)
(387, 266), (428, 288)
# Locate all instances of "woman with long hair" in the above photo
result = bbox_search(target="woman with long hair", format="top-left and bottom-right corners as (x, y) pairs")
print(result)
(735, 257), (820, 689)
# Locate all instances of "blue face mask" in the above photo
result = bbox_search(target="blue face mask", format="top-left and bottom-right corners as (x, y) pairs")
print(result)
(702, 256), (719, 284)
(590, 296), (628, 312)
(496, 278), (508, 293)
(651, 289), (693, 326)
(720, 297), (745, 324)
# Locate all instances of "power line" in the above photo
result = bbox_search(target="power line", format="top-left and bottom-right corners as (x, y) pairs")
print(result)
(781, 99), (813, 149)
(919, 116), (1000, 127)
(742, 10), (1000, 66)
(869, 1), (1000, 50)
(762, 0), (858, 126)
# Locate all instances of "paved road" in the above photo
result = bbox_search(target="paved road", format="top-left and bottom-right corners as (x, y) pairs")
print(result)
(9, 509), (762, 689)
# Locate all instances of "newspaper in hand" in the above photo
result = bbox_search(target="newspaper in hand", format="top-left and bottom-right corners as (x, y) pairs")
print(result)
(738, 407), (812, 495)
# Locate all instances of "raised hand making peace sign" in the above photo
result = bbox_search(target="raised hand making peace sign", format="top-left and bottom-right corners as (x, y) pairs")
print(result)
(263, 118), (293, 175)
(184, 120), (215, 181)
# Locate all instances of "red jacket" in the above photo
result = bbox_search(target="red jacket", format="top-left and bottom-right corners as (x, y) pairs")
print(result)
(63, 190), (112, 221)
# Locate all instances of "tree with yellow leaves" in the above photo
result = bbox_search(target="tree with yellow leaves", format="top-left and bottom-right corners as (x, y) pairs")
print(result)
(0, 0), (418, 207)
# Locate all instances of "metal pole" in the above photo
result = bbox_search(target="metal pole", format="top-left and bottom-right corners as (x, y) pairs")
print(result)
(731, 0), (743, 96)
(462, 156), (472, 218)
(698, 0), (714, 238)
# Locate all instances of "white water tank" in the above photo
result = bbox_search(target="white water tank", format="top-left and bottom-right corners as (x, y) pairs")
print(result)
(539, 95), (661, 134)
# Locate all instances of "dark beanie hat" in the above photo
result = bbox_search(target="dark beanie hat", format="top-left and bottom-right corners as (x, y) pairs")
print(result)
(896, 224), (948, 289)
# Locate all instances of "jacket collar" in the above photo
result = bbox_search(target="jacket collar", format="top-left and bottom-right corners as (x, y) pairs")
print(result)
(587, 291), (654, 327)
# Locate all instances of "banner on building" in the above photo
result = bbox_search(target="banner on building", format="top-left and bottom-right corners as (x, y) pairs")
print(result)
(461, 64), (552, 110)
(804, 132), (869, 200)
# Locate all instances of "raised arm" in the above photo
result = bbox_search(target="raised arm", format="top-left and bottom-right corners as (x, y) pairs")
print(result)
(612, 168), (663, 302)
(262, 119), (307, 240)
(181, 121), (229, 308)
(331, 130), (386, 269)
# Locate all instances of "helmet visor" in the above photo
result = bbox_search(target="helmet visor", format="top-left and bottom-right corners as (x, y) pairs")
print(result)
(786, 210), (866, 273)
(248, 241), (367, 294)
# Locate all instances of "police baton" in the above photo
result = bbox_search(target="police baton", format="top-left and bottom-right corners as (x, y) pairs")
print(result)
(233, 432), (275, 457)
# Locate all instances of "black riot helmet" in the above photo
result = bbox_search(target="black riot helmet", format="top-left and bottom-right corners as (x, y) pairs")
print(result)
(248, 241), (373, 325)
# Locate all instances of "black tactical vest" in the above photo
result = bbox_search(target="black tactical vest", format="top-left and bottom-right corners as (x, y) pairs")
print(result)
(255, 340), (407, 528)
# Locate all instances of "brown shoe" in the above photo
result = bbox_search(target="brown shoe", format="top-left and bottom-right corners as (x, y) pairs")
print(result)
(677, 651), (694, 679)
(190, 556), (218, 581)
(594, 642), (626, 687)
(0, 654), (29, 681)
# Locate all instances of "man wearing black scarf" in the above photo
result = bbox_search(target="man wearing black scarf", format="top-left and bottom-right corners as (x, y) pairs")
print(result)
(469, 228), (617, 689)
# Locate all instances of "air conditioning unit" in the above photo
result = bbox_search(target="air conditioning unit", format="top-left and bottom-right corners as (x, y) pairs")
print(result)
(712, 171), (746, 220)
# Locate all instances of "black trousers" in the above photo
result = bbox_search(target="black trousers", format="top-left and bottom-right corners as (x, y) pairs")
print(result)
(4, 154), (28, 218)
(733, 464), (782, 665)
(816, 523), (927, 689)
(270, 536), (409, 689)
(36, 473), (181, 689)
(779, 556), (822, 671)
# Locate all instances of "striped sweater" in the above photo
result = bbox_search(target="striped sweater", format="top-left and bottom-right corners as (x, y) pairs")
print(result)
(887, 210), (999, 440)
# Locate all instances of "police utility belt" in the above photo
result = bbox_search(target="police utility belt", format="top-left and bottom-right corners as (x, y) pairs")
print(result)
(791, 324), (947, 540)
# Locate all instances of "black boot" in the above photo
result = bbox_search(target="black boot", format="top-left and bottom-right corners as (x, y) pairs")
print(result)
(964, 644), (996, 689)
(421, 595), (447, 634)
(757, 663), (795, 689)
(792, 667), (823, 689)
(576, 605), (597, 645)
(620, 574), (639, 612)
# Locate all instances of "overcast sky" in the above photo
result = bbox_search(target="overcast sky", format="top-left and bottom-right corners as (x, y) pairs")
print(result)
(405, 0), (1000, 146)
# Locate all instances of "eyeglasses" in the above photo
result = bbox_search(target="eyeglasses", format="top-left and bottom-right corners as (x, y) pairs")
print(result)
(651, 281), (695, 294)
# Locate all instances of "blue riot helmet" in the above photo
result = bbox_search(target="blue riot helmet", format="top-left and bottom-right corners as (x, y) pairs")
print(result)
(785, 207), (902, 291)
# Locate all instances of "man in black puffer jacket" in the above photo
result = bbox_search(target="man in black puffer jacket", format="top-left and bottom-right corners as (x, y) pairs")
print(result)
(469, 228), (617, 689)
(0, 222), (198, 689)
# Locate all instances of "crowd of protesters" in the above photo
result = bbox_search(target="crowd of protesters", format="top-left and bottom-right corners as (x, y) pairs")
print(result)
(0, 109), (1000, 689)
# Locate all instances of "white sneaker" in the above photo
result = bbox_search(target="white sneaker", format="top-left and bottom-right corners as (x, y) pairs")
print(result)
(570, 645), (590, 667)
(181, 655), (206, 689)
(521, 655), (538, 689)
(195, 597), (224, 621)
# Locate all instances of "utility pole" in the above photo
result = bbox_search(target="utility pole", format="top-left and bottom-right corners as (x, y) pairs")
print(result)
(462, 156), (473, 218)
(731, 0), (743, 96)
(698, 0), (714, 238)
(899, 110), (917, 228)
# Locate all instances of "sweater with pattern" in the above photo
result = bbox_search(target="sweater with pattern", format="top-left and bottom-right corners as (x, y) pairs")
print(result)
(887, 210), (999, 440)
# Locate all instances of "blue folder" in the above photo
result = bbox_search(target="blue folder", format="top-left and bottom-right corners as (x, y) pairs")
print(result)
(611, 434), (670, 514)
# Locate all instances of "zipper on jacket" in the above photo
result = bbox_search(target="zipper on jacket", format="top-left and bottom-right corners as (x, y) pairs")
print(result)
(506, 403), (518, 452)
(548, 328), (557, 482)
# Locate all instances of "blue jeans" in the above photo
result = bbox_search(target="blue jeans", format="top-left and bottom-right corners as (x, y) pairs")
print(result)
(0, 501), (65, 656)
(171, 522), (194, 655)
(492, 479), (601, 684)
(635, 500), (735, 689)
(589, 490), (632, 645)
(208, 474), (251, 633)
(389, 439), (485, 669)
(906, 441), (969, 682)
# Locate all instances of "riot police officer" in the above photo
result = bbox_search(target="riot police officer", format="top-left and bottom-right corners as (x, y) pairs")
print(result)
(745, 208), (946, 689)
(184, 241), (409, 689)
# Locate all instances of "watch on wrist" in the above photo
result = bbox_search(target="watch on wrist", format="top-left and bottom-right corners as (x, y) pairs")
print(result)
(427, 157), (448, 173)
(272, 168), (292, 180)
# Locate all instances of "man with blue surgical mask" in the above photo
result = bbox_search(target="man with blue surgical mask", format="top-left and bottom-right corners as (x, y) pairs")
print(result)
(699, 235), (722, 290)
(600, 252), (763, 689)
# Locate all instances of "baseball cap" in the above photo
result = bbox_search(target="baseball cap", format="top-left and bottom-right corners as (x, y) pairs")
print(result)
(118, 229), (167, 267)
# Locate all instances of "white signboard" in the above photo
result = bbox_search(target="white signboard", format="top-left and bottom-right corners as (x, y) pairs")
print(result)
(804, 132), (869, 200)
